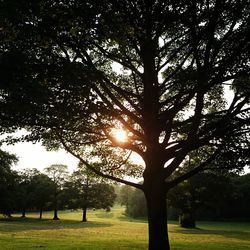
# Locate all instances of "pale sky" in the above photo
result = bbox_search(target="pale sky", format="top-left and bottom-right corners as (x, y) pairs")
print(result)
(2, 142), (79, 173)
(2, 138), (145, 174)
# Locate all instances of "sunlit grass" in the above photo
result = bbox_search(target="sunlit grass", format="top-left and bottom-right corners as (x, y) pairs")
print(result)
(0, 206), (250, 249)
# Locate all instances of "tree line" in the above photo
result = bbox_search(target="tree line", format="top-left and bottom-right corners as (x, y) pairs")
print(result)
(2, 146), (249, 227)
(0, 149), (116, 221)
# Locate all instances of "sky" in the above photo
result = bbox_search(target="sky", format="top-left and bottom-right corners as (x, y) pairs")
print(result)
(1, 133), (145, 174)
(2, 141), (79, 173)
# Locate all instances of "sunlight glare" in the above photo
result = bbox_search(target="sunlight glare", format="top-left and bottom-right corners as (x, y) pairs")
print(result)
(112, 129), (128, 143)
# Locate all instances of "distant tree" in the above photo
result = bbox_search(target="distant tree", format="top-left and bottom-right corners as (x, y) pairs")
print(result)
(0, 148), (18, 216)
(118, 185), (147, 218)
(126, 188), (147, 218)
(29, 173), (55, 219)
(15, 168), (41, 218)
(63, 164), (116, 222)
(118, 185), (134, 208)
(44, 164), (68, 220)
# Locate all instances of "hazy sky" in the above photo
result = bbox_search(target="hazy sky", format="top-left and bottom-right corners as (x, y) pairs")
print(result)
(2, 142), (79, 173)
(2, 139), (145, 174)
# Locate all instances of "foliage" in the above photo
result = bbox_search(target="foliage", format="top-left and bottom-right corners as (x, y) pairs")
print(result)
(1, 166), (55, 218)
(119, 185), (147, 218)
(0, 159), (117, 220)
(1, 0), (249, 185)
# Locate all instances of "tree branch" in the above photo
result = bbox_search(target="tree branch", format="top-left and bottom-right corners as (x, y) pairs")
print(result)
(166, 148), (220, 189)
(59, 134), (142, 189)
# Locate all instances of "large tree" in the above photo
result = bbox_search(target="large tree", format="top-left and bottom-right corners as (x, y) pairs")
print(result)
(0, 1), (250, 249)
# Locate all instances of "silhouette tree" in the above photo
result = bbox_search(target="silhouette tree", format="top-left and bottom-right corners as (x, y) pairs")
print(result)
(0, 1), (249, 249)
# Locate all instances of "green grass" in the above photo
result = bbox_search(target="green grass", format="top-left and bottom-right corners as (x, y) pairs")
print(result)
(0, 206), (249, 249)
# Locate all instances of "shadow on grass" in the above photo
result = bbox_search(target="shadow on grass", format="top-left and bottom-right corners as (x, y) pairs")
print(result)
(0, 217), (112, 232)
(176, 225), (250, 241)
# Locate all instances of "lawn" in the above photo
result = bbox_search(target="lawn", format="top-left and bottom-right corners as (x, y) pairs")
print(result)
(0, 206), (249, 250)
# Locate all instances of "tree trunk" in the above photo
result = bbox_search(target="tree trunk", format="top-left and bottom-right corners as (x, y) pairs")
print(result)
(53, 192), (59, 220)
(143, 180), (170, 250)
(53, 208), (59, 220)
(21, 208), (26, 218)
(82, 206), (87, 222)
(39, 207), (43, 219)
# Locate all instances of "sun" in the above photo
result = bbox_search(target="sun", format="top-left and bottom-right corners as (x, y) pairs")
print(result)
(112, 129), (128, 143)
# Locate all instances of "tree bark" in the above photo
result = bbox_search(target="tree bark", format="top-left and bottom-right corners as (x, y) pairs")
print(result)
(143, 179), (170, 250)
(82, 206), (87, 222)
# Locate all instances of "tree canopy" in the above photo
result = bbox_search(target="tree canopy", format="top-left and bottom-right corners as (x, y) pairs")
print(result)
(63, 164), (116, 222)
(0, 1), (249, 249)
(44, 164), (68, 220)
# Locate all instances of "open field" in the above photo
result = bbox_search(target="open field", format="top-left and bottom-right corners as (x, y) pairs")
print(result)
(0, 206), (250, 250)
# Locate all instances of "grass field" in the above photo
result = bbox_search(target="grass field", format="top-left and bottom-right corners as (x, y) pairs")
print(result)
(0, 206), (250, 250)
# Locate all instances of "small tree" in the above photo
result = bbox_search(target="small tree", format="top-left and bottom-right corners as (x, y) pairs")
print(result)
(29, 173), (55, 219)
(64, 164), (116, 222)
(15, 168), (41, 218)
(44, 164), (68, 220)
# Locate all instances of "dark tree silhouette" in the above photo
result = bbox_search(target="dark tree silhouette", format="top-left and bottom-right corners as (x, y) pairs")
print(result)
(0, 1), (249, 249)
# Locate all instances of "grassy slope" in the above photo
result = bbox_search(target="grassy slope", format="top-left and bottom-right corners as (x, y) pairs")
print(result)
(0, 206), (249, 250)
